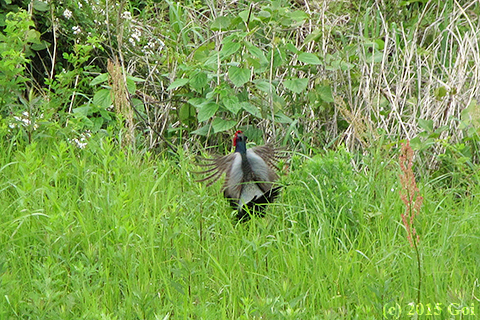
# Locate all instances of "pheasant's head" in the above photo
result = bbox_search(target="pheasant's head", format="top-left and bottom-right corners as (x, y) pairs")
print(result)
(233, 130), (247, 153)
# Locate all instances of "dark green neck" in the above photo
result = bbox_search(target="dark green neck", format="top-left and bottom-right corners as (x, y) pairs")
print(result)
(235, 140), (247, 154)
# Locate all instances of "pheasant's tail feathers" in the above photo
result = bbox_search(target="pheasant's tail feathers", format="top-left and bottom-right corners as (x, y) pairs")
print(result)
(235, 185), (283, 222)
(254, 185), (282, 205)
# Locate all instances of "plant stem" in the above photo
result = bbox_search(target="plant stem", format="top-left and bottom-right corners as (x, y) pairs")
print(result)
(412, 238), (421, 304)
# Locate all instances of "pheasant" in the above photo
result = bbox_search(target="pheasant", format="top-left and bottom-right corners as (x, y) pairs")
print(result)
(197, 130), (285, 221)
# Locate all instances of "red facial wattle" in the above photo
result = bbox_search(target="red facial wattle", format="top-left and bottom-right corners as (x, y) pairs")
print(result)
(233, 130), (243, 146)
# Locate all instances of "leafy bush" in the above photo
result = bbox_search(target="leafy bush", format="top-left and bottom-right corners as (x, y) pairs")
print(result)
(0, 10), (41, 115)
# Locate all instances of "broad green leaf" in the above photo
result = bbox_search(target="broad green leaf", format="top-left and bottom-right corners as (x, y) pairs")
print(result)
(435, 125), (448, 135)
(283, 78), (308, 94)
(418, 118), (434, 132)
(375, 38), (385, 50)
(126, 75), (146, 94)
(204, 52), (221, 66)
(192, 125), (211, 136)
(93, 89), (112, 108)
(212, 118), (237, 133)
(434, 86), (448, 100)
(285, 43), (299, 53)
(340, 61), (355, 71)
(220, 41), (241, 58)
(211, 16), (232, 31)
(246, 57), (262, 72)
(281, 11), (308, 27)
(128, 76), (146, 82)
(222, 95), (241, 114)
(228, 66), (250, 87)
(205, 91), (216, 100)
(90, 73), (109, 86)
(193, 42), (215, 62)
(373, 51), (384, 63)
(81, 117), (94, 127)
(245, 42), (267, 64)
(26, 29), (41, 43)
(409, 136), (422, 150)
(460, 100), (480, 130)
(189, 71), (208, 92)
(255, 80), (274, 93)
(298, 52), (321, 65)
(304, 29), (322, 44)
(188, 97), (207, 107)
(126, 78), (136, 94)
(179, 104), (196, 123)
(72, 106), (90, 116)
(274, 113), (293, 124)
(326, 60), (354, 71)
(131, 98), (144, 112)
(238, 9), (251, 22)
(318, 85), (334, 103)
(290, 10), (309, 22)
(216, 85), (231, 99)
(98, 108), (112, 120)
(257, 10), (271, 19)
(198, 102), (219, 122)
(30, 41), (48, 51)
(33, 0), (49, 12)
(240, 102), (261, 118)
(167, 78), (189, 90)
(272, 48), (286, 68)
(92, 117), (104, 131)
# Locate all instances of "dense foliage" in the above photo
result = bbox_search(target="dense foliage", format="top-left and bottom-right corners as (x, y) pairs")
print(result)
(1, 1), (479, 157)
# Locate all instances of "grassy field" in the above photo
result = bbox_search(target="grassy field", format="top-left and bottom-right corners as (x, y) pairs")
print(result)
(0, 138), (478, 319)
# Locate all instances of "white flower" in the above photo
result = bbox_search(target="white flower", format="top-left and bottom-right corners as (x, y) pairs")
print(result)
(72, 26), (81, 35)
(147, 41), (155, 49)
(63, 9), (72, 19)
(11, 112), (40, 130)
(68, 132), (90, 149)
(121, 11), (132, 20)
(131, 28), (141, 41)
(129, 28), (142, 45)
(142, 40), (158, 55)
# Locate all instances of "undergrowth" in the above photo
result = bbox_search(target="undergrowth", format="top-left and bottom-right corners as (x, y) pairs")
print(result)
(0, 139), (478, 318)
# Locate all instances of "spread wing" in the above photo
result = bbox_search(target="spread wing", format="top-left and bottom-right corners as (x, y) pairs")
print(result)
(249, 144), (287, 171)
(195, 153), (237, 187)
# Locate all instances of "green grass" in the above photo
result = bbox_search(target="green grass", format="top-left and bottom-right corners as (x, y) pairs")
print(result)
(0, 139), (479, 319)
